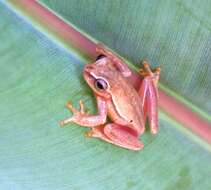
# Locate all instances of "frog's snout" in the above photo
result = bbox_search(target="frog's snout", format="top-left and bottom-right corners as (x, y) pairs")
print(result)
(84, 64), (94, 73)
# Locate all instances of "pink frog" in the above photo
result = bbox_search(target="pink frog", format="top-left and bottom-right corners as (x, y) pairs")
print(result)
(60, 47), (160, 151)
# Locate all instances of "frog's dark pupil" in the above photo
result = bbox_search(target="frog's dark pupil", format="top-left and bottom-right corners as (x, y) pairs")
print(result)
(96, 81), (104, 89)
(95, 79), (107, 90)
(96, 54), (106, 60)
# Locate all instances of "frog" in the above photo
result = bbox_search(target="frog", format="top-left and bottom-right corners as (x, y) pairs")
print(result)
(60, 46), (160, 151)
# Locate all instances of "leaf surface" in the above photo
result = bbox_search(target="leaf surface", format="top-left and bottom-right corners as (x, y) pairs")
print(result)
(0, 1), (211, 190)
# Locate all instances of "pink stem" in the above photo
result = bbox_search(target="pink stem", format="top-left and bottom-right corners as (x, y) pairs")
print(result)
(159, 91), (211, 144)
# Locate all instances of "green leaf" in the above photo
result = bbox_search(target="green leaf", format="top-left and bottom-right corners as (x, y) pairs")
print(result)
(0, 1), (211, 190)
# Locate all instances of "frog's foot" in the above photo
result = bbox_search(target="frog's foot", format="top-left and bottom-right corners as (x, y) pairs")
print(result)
(85, 124), (144, 151)
(84, 125), (104, 138)
(139, 59), (161, 85)
(66, 100), (87, 114)
(60, 100), (88, 127)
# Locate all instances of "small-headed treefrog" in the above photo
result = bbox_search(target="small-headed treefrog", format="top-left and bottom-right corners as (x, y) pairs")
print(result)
(60, 46), (160, 151)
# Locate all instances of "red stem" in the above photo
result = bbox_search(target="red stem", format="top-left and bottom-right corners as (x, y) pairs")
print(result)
(7, 0), (211, 144)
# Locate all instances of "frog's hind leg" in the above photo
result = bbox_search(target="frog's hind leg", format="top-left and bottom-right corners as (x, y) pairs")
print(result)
(138, 60), (161, 134)
(85, 124), (144, 151)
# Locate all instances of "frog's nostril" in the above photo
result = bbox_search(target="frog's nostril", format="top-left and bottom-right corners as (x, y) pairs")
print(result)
(85, 65), (93, 71)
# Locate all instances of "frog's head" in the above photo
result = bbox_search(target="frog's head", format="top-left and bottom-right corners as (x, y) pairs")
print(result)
(83, 55), (116, 99)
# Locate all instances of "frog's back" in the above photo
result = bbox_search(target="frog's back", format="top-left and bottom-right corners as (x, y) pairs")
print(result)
(108, 72), (145, 131)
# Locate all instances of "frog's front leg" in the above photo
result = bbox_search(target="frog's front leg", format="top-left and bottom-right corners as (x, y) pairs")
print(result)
(86, 124), (144, 151)
(60, 96), (107, 127)
(138, 60), (160, 134)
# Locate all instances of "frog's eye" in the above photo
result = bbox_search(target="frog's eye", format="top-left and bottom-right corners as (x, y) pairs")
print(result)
(95, 79), (108, 90)
(96, 54), (106, 61)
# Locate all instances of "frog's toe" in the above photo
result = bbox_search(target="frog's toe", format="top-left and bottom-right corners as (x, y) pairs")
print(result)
(66, 101), (74, 110)
(59, 117), (74, 127)
(139, 60), (161, 81)
(79, 100), (85, 114)
(66, 101), (81, 114)
(154, 67), (161, 82)
(84, 130), (94, 138)
(59, 120), (65, 127)
(142, 60), (150, 69)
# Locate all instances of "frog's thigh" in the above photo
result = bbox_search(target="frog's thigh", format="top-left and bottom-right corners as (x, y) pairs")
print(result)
(103, 124), (144, 150)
